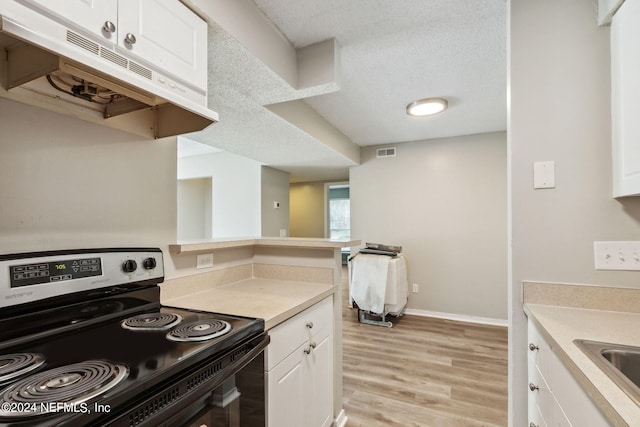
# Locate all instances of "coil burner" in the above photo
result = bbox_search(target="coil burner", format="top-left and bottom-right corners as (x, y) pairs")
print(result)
(167, 319), (232, 342)
(0, 360), (127, 417)
(121, 312), (182, 331)
(0, 353), (45, 385)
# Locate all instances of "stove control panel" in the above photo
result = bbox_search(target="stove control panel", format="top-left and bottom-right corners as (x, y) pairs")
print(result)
(10, 256), (103, 288)
(0, 248), (164, 308)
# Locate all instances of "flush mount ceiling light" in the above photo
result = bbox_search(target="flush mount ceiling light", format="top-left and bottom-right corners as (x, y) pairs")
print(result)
(406, 97), (448, 117)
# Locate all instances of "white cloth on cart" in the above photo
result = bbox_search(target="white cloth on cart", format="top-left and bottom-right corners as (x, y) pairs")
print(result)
(384, 255), (408, 314)
(350, 254), (390, 314)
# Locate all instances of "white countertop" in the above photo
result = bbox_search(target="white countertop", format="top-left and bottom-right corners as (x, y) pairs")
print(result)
(525, 303), (640, 426)
(162, 277), (335, 330)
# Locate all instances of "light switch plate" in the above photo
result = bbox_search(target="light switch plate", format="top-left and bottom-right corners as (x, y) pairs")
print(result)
(534, 161), (555, 189)
(594, 241), (640, 270)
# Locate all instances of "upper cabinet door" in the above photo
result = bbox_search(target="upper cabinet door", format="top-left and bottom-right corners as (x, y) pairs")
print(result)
(117, 0), (207, 91)
(20, 0), (118, 44)
(611, 0), (640, 197)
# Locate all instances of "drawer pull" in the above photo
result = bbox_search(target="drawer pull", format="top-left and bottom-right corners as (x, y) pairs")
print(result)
(528, 343), (539, 351)
(529, 383), (539, 392)
(306, 321), (314, 329)
(530, 423), (538, 427)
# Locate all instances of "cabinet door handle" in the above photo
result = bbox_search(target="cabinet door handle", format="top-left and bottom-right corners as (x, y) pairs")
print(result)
(304, 342), (317, 354)
(103, 21), (116, 34)
(529, 383), (539, 392)
(528, 343), (539, 351)
(530, 423), (538, 427)
(124, 33), (137, 45)
(306, 321), (314, 329)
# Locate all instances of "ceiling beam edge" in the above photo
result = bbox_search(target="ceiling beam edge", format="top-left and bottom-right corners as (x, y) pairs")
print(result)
(266, 100), (360, 165)
(184, 0), (298, 87)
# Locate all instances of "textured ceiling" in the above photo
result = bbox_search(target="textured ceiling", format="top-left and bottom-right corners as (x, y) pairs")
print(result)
(186, 0), (507, 182)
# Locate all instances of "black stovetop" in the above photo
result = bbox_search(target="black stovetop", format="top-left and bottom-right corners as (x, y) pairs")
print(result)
(0, 286), (265, 427)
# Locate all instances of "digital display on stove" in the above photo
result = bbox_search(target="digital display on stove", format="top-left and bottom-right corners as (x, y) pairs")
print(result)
(9, 257), (102, 288)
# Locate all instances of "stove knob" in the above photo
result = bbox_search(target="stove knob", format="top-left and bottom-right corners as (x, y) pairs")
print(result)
(142, 257), (157, 270)
(122, 259), (137, 273)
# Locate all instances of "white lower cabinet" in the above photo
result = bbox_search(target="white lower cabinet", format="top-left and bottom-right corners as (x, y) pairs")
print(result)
(527, 318), (611, 426)
(266, 296), (333, 427)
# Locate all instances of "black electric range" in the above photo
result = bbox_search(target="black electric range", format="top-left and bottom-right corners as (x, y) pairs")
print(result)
(0, 248), (268, 427)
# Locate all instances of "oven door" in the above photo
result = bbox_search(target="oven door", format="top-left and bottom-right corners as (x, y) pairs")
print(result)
(164, 340), (266, 427)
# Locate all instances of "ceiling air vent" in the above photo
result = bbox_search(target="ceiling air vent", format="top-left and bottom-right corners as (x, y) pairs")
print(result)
(376, 147), (396, 158)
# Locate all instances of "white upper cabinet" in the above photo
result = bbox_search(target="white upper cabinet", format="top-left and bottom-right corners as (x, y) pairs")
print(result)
(17, 0), (207, 92)
(118, 0), (207, 91)
(21, 0), (118, 41)
(611, 0), (640, 197)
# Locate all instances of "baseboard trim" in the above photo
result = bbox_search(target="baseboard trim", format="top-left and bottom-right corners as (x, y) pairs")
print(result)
(334, 409), (348, 427)
(403, 308), (508, 327)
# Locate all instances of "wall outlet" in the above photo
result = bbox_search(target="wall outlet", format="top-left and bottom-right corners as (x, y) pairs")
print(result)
(412, 283), (419, 293)
(279, 229), (287, 237)
(196, 253), (214, 269)
(594, 241), (640, 270)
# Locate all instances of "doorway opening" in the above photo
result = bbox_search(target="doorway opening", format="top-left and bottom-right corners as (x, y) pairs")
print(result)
(326, 182), (350, 263)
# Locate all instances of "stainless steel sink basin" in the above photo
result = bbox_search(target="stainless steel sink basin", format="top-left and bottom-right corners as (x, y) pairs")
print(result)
(575, 339), (640, 405)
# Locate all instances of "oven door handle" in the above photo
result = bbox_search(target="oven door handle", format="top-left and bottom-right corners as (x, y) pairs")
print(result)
(125, 334), (270, 427)
(226, 333), (269, 378)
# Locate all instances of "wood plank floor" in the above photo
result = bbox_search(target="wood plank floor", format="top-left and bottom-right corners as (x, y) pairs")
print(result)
(341, 268), (508, 427)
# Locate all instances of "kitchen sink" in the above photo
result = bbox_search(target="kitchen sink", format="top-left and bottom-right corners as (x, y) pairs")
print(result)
(574, 339), (640, 406)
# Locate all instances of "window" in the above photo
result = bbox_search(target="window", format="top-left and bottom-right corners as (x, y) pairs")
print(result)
(328, 185), (350, 239)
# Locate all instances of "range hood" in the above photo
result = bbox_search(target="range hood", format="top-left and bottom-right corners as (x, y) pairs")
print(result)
(0, 2), (218, 139)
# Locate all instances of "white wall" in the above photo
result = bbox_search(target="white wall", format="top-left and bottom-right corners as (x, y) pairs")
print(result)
(177, 177), (212, 240)
(509, 0), (640, 424)
(177, 151), (262, 238)
(350, 132), (508, 321)
(260, 166), (290, 237)
(0, 98), (176, 254)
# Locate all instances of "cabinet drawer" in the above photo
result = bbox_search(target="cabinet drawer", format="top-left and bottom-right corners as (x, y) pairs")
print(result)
(529, 405), (548, 427)
(551, 395), (572, 427)
(549, 345), (610, 426)
(527, 319), (552, 382)
(266, 296), (333, 371)
(528, 363), (553, 426)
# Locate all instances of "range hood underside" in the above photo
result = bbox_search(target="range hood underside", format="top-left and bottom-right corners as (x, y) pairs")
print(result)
(0, 33), (215, 140)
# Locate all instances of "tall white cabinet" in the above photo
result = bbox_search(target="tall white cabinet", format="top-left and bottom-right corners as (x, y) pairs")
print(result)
(610, 0), (640, 197)
(266, 296), (334, 427)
